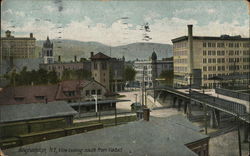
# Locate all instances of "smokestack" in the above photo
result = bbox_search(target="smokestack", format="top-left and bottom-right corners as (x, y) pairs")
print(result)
(187, 25), (194, 74)
(143, 108), (150, 121)
(90, 52), (94, 58)
(74, 55), (77, 62)
(30, 33), (33, 38)
(58, 55), (61, 63)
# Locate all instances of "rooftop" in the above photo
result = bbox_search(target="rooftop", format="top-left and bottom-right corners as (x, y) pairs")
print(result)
(0, 101), (77, 123)
(171, 35), (250, 43)
(4, 115), (209, 156)
(90, 52), (111, 60)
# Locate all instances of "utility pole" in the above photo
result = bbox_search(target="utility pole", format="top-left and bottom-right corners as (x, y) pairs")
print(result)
(237, 115), (242, 156)
(141, 66), (145, 106)
(114, 103), (117, 125)
(204, 104), (208, 135)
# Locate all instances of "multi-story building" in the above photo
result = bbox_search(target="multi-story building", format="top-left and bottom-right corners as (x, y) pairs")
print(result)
(134, 51), (173, 87)
(172, 25), (250, 88)
(1, 30), (36, 59)
(40, 56), (91, 79)
(90, 52), (111, 91)
(90, 52), (125, 92)
(109, 57), (125, 92)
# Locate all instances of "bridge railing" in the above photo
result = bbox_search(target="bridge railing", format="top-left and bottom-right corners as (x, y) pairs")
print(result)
(190, 91), (247, 116)
(215, 88), (250, 101)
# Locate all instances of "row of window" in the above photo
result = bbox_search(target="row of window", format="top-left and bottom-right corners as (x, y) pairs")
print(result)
(202, 65), (250, 72)
(203, 42), (250, 48)
(173, 42), (187, 48)
(203, 58), (225, 63)
(202, 58), (250, 63)
(203, 50), (250, 56)
(174, 50), (187, 56)
(94, 62), (107, 70)
(174, 59), (187, 64)
(174, 66), (187, 72)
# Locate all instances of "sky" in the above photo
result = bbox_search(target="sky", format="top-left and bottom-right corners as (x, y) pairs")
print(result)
(1, 0), (249, 46)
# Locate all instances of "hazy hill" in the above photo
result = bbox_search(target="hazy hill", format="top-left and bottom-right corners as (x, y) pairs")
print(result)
(36, 40), (173, 61)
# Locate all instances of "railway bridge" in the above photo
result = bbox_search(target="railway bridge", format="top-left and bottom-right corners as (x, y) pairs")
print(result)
(147, 86), (250, 142)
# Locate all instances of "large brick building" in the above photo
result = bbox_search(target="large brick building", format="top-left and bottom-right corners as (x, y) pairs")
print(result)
(134, 51), (173, 88)
(1, 30), (36, 59)
(90, 52), (125, 92)
(172, 25), (250, 88)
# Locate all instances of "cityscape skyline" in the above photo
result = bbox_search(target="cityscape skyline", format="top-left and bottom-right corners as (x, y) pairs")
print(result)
(1, 0), (249, 46)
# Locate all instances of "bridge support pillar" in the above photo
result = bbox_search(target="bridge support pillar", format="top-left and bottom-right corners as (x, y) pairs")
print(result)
(184, 101), (192, 118)
(210, 109), (220, 128)
(173, 97), (177, 108)
(243, 123), (249, 142)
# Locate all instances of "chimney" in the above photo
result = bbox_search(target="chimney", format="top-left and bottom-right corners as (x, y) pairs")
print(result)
(136, 108), (150, 121)
(74, 55), (77, 62)
(58, 55), (61, 62)
(30, 33), (33, 38)
(143, 108), (150, 121)
(90, 52), (94, 58)
(187, 25), (194, 74)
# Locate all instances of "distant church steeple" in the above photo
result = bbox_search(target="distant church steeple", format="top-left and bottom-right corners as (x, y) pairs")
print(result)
(42, 36), (54, 64)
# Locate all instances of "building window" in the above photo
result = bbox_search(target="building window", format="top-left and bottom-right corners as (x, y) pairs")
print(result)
(35, 96), (45, 100)
(203, 75), (207, 80)
(221, 51), (225, 55)
(217, 51), (220, 56)
(203, 50), (206, 56)
(203, 66), (207, 71)
(64, 91), (75, 97)
(203, 42), (207, 47)
(91, 90), (96, 95)
(97, 89), (102, 95)
(208, 51), (211, 55)
(101, 62), (107, 70)
(208, 66), (212, 71)
(86, 90), (90, 96)
(14, 97), (24, 102)
(203, 58), (207, 63)
(208, 58), (212, 63)
(94, 62), (98, 69)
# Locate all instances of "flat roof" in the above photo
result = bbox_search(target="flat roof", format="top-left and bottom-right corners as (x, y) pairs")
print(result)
(172, 36), (250, 43)
(0, 101), (77, 123)
(4, 115), (208, 156)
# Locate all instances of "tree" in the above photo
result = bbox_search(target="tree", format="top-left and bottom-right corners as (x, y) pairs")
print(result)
(124, 65), (136, 82)
(62, 69), (91, 81)
(48, 70), (59, 84)
(159, 70), (173, 86)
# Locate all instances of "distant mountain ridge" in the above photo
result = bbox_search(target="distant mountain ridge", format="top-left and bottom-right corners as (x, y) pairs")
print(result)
(36, 40), (173, 61)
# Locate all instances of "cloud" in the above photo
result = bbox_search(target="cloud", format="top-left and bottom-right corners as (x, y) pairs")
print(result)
(1, 14), (248, 46)
(173, 8), (217, 17)
(3, 9), (25, 17)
